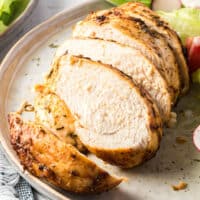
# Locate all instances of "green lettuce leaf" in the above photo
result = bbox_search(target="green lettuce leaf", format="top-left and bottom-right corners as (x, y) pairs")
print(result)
(158, 8), (200, 44)
(0, 0), (29, 33)
(192, 69), (200, 84)
(0, 20), (7, 32)
(106, 0), (152, 8)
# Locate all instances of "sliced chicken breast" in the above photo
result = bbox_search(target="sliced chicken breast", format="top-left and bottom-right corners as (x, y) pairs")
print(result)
(8, 113), (122, 194)
(45, 54), (162, 168)
(34, 86), (87, 153)
(73, 9), (180, 103)
(56, 38), (171, 122)
(117, 2), (189, 94)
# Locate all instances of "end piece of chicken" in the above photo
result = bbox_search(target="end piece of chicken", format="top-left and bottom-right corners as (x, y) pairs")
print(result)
(8, 113), (122, 194)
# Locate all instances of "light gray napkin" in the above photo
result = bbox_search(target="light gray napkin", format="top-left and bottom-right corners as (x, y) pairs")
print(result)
(0, 146), (34, 200)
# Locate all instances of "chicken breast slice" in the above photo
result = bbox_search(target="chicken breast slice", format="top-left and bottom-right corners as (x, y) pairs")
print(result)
(46, 54), (162, 168)
(117, 2), (189, 94)
(56, 38), (171, 122)
(8, 113), (122, 194)
(73, 8), (180, 103)
(34, 86), (87, 153)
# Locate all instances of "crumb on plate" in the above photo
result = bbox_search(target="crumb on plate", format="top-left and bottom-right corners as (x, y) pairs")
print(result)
(167, 112), (177, 128)
(176, 136), (187, 144)
(172, 181), (187, 191)
(49, 43), (59, 48)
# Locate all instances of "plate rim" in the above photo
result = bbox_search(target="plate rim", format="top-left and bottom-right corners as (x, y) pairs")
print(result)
(0, 0), (110, 200)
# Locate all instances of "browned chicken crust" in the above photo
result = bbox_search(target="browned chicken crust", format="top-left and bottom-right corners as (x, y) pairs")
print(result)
(117, 2), (189, 94)
(8, 113), (122, 194)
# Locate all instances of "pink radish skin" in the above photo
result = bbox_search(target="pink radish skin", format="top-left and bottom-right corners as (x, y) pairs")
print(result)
(181, 0), (200, 9)
(193, 125), (200, 152)
(152, 0), (182, 11)
(186, 37), (200, 72)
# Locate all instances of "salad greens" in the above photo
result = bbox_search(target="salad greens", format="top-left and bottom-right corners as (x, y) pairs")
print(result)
(192, 69), (200, 83)
(106, 0), (152, 7)
(158, 8), (200, 44)
(0, 0), (30, 33)
(0, 21), (7, 32)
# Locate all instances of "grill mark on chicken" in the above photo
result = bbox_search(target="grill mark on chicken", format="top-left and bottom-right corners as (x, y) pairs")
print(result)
(127, 17), (158, 38)
(91, 172), (109, 191)
(96, 15), (106, 23)
(46, 69), (54, 79)
(133, 6), (186, 57)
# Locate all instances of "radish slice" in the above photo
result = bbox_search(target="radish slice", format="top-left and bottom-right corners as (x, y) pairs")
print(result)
(181, 0), (200, 8)
(186, 37), (193, 51)
(193, 125), (200, 151)
(186, 37), (200, 73)
(152, 0), (181, 11)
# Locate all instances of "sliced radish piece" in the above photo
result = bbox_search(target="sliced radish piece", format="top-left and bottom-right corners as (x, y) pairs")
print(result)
(186, 37), (193, 51)
(152, 0), (181, 11)
(181, 0), (200, 9)
(193, 125), (200, 151)
(186, 36), (200, 72)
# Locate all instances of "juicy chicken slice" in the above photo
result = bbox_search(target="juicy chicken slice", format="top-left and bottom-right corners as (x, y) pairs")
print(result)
(45, 54), (162, 168)
(56, 38), (171, 122)
(34, 86), (87, 153)
(8, 113), (122, 194)
(117, 2), (189, 94)
(73, 7), (181, 103)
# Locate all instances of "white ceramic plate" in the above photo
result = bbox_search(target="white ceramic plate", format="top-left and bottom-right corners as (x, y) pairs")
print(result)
(1, 0), (200, 199)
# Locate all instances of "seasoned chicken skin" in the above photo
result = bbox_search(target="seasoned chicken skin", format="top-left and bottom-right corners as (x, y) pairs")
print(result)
(8, 113), (122, 194)
(34, 86), (87, 153)
(117, 2), (189, 94)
